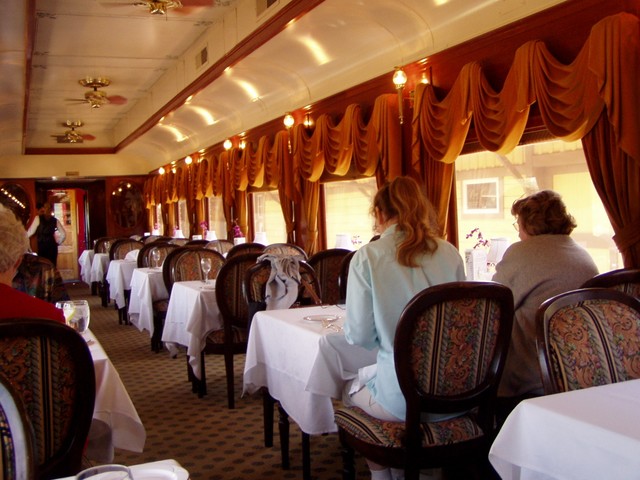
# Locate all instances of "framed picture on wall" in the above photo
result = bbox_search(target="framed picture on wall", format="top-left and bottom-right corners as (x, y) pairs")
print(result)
(462, 178), (500, 214)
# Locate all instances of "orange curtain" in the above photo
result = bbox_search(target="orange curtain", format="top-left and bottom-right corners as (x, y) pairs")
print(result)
(412, 12), (640, 265)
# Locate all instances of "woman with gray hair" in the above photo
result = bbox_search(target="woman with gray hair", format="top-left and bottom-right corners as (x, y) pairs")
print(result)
(0, 204), (65, 323)
(493, 190), (598, 403)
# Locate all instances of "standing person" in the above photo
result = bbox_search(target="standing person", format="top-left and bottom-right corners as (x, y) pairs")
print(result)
(0, 204), (65, 323)
(493, 190), (598, 405)
(343, 176), (466, 480)
(26, 202), (66, 267)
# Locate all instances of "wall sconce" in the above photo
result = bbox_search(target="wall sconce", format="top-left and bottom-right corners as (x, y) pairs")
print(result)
(284, 112), (295, 153)
(223, 138), (232, 150)
(392, 67), (407, 124)
(239, 139), (246, 150)
(184, 155), (193, 165)
(303, 113), (314, 130)
(158, 167), (165, 175)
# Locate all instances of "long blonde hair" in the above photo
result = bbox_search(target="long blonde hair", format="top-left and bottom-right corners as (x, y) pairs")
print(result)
(372, 176), (439, 267)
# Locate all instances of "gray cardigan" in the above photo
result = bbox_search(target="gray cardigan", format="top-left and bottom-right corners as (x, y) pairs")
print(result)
(492, 234), (599, 397)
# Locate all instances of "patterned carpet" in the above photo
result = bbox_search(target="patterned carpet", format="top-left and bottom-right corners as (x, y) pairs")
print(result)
(69, 283), (370, 480)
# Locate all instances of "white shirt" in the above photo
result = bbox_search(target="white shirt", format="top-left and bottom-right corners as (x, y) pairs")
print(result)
(26, 214), (67, 244)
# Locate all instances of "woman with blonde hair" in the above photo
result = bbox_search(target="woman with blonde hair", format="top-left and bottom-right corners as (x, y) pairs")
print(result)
(343, 176), (465, 480)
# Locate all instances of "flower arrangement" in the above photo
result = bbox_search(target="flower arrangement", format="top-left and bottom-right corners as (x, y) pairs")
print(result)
(466, 227), (489, 249)
(232, 219), (243, 238)
(199, 220), (208, 234)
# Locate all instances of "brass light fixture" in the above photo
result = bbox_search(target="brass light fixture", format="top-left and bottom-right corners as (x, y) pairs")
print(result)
(223, 138), (233, 150)
(137, 0), (183, 15)
(79, 77), (111, 108)
(392, 67), (407, 124)
(284, 112), (295, 153)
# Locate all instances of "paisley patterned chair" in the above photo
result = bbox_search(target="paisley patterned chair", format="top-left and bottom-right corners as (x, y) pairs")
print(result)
(334, 282), (514, 480)
(0, 375), (35, 480)
(581, 268), (640, 300)
(308, 248), (351, 305)
(12, 253), (70, 304)
(225, 242), (265, 259)
(197, 252), (262, 406)
(536, 287), (640, 395)
(204, 239), (234, 255)
(0, 319), (95, 480)
(263, 243), (308, 260)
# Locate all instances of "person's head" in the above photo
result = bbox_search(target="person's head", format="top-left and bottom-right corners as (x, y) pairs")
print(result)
(512, 190), (576, 241)
(371, 176), (439, 267)
(0, 204), (29, 281)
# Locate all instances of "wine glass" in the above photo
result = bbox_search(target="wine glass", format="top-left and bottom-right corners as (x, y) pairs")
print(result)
(201, 257), (212, 284)
(76, 464), (132, 480)
(151, 249), (161, 269)
(62, 300), (91, 334)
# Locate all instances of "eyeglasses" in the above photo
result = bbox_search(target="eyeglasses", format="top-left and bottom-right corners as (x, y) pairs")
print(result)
(512, 221), (519, 232)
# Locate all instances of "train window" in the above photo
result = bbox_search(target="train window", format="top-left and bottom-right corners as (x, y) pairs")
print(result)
(324, 177), (377, 249)
(251, 190), (287, 244)
(177, 199), (190, 238)
(207, 195), (228, 240)
(455, 139), (621, 276)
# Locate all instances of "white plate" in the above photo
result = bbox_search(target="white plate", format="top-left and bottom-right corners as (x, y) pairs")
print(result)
(303, 314), (338, 323)
(130, 465), (189, 480)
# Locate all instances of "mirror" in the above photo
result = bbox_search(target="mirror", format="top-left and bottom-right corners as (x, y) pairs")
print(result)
(0, 183), (32, 227)
(110, 181), (144, 229)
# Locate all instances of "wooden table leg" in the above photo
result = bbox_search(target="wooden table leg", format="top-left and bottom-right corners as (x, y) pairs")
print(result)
(302, 432), (311, 480)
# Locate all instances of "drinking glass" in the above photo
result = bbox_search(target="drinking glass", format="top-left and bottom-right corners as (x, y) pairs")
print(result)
(76, 464), (132, 480)
(151, 249), (161, 269)
(63, 300), (91, 334)
(201, 257), (212, 284)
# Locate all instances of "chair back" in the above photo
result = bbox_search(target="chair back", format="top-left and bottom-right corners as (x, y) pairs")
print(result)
(263, 243), (308, 260)
(12, 254), (70, 304)
(0, 319), (96, 479)
(93, 236), (117, 254)
(109, 238), (143, 260)
(395, 282), (514, 429)
(204, 239), (234, 255)
(137, 242), (179, 268)
(581, 268), (640, 300)
(0, 376), (35, 480)
(142, 235), (171, 244)
(308, 248), (351, 305)
(338, 250), (356, 302)
(186, 239), (209, 246)
(164, 247), (225, 293)
(536, 287), (640, 394)
(226, 242), (265, 259)
(169, 238), (189, 246)
(243, 258), (322, 316)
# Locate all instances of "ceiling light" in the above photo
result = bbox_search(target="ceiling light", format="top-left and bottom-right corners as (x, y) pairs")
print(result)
(185, 155), (193, 165)
(223, 139), (232, 150)
(158, 167), (165, 175)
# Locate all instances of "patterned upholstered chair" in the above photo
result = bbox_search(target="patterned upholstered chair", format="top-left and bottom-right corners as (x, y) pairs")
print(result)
(136, 240), (175, 269)
(536, 287), (640, 395)
(197, 252), (262, 406)
(0, 375), (35, 480)
(204, 239), (234, 255)
(243, 257), (322, 462)
(334, 282), (514, 480)
(308, 248), (351, 305)
(263, 243), (308, 260)
(225, 242), (265, 259)
(338, 250), (356, 303)
(12, 253), (70, 304)
(581, 268), (640, 300)
(0, 319), (96, 480)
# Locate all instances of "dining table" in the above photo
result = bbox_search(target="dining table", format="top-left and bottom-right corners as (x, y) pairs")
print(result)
(55, 459), (188, 480)
(127, 266), (168, 336)
(489, 379), (640, 480)
(105, 258), (137, 310)
(89, 252), (110, 284)
(161, 280), (222, 379)
(78, 249), (94, 286)
(243, 304), (377, 478)
(84, 329), (146, 463)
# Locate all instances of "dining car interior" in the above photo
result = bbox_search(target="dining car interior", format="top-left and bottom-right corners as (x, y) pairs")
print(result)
(1, 0), (640, 479)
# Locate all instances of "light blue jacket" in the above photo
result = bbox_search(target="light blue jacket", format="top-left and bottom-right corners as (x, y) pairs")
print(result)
(345, 224), (465, 420)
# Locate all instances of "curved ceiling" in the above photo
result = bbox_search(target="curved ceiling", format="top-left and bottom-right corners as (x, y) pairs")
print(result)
(0, 0), (568, 174)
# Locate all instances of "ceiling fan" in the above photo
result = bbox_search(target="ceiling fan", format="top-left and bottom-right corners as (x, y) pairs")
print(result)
(66, 77), (128, 109)
(107, 0), (221, 15)
(51, 121), (96, 144)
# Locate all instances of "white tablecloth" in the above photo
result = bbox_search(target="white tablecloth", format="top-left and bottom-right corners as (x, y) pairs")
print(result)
(489, 379), (640, 480)
(162, 280), (222, 379)
(128, 267), (168, 335)
(105, 259), (137, 309)
(78, 249), (94, 285)
(85, 330), (146, 462)
(55, 459), (185, 480)
(243, 305), (377, 435)
(89, 253), (110, 283)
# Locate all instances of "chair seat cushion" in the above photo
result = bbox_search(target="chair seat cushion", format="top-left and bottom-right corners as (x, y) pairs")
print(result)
(206, 326), (247, 345)
(334, 406), (483, 448)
